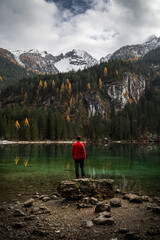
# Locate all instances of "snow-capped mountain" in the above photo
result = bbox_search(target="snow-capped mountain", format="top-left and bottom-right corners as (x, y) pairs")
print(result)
(54, 49), (98, 72)
(101, 35), (160, 62)
(8, 49), (98, 74)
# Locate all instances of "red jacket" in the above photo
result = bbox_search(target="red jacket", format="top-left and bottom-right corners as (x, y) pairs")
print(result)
(72, 141), (86, 160)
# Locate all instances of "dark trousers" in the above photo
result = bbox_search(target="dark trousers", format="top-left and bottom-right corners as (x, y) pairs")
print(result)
(74, 159), (85, 178)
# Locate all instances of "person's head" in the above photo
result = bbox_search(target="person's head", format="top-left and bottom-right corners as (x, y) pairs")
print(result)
(77, 136), (81, 141)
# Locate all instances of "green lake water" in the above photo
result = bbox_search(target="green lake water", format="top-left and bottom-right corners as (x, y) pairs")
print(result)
(0, 143), (160, 203)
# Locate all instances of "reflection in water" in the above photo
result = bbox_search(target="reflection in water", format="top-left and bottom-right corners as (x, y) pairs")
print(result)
(14, 156), (20, 165)
(0, 143), (160, 202)
(24, 158), (29, 167)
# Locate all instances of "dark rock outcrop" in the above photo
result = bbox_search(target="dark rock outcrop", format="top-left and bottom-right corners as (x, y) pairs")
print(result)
(57, 178), (114, 200)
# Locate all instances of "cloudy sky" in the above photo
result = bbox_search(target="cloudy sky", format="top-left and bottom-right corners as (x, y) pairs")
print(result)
(0, 0), (160, 59)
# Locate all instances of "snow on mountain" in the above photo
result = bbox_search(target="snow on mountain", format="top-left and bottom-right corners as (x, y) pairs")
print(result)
(100, 54), (112, 63)
(102, 35), (160, 62)
(55, 49), (98, 72)
(9, 48), (98, 74)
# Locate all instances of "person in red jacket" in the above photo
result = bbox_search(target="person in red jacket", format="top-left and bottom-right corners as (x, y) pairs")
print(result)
(72, 136), (86, 178)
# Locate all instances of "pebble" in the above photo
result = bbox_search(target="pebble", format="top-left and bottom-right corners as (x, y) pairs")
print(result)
(152, 206), (160, 214)
(13, 209), (26, 217)
(118, 228), (129, 233)
(95, 202), (110, 213)
(51, 195), (59, 200)
(24, 215), (36, 221)
(110, 198), (122, 207)
(42, 197), (50, 202)
(23, 198), (34, 208)
(83, 220), (94, 228)
(97, 211), (111, 218)
(12, 222), (26, 229)
(141, 195), (149, 202)
(93, 216), (114, 225)
(89, 197), (98, 205)
(125, 232), (140, 240)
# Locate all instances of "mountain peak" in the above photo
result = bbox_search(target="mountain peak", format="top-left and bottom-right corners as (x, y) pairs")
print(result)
(144, 34), (158, 44)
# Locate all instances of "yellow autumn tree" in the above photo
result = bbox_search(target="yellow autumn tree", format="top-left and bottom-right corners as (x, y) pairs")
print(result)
(39, 80), (43, 88)
(68, 82), (72, 95)
(24, 92), (28, 101)
(60, 82), (64, 93)
(76, 94), (79, 102)
(116, 70), (119, 76)
(104, 67), (107, 76)
(87, 83), (91, 90)
(56, 87), (59, 96)
(52, 80), (55, 88)
(66, 79), (70, 84)
(44, 81), (47, 89)
(15, 120), (20, 129)
(66, 115), (70, 122)
(65, 84), (68, 91)
(99, 78), (102, 90)
(70, 96), (73, 106)
(0, 76), (2, 81)
(24, 118), (30, 127)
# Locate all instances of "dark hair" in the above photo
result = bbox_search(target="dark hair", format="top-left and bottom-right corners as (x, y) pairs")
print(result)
(77, 136), (81, 141)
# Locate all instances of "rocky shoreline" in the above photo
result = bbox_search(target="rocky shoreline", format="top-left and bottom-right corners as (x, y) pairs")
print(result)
(0, 179), (160, 240)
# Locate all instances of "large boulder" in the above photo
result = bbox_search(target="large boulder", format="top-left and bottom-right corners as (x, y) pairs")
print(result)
(57, 178), (114, 200)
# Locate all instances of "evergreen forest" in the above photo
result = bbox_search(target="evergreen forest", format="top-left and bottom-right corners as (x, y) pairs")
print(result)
(0, 58), (160, 141)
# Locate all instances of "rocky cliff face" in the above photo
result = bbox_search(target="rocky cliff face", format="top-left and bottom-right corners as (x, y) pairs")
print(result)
(83, 72), (146, 116)
(105, 72), (146, 111)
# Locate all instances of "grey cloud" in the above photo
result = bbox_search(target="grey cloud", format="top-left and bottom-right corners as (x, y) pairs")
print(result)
(0, 0), (160, 59)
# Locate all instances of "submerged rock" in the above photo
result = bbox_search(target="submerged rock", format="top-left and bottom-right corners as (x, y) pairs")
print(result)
(58, 178), (114, 200)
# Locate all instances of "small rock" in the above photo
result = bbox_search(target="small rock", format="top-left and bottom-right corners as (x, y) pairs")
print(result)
(89, 197), (98, 205)
(97, 211), (111, 218)
(142, 195), (149, 202)
(42, 197), (50, 202)
(129, 194), (142, 203)
(13, 209), (26, 217)
(33, 195), (39, 199)
(93, 216), (114, 225)
(110, 198), (122, 207)
(23, 198), (34, 208)
(81, 197), (90, 204)
(0, 206), (6, 212)
(24, 215), (36, 221)
(147, 226), (160, 236)
(77, 203), (92, 209)
(115, 189), (122, 194)
(17, 194), (22, 197)
(12, 222), (26, 229)
(32, 229), (49, 236)
(146, 203), (157, 210)
(125, 232), (140, 240)
(51, 195), (59, 200)
(95, 202), (110, 213)
(118, 228), (129, 233)
(33, 192), (39, 196)
(83, 220), (94, 228)
(153, 197), (160, 203)
(39, 195), (45, 200)
(152, 206), (160, 214)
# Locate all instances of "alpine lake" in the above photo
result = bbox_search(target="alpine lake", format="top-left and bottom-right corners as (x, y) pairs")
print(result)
(0, 143), (160, 203)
